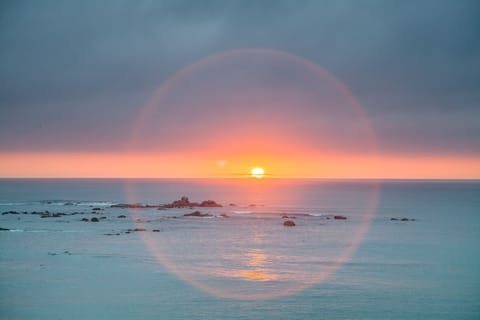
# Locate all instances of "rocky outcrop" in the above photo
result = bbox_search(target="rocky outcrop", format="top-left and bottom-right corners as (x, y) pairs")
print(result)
(161, 196), (222, 209)
(283, 220), (296, 227)
(334, 215), (347, 220)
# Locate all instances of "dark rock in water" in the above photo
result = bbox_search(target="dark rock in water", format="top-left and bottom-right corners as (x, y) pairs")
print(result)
(0, 227), (10, 231)
(99, 216), (107, 220)
(81, 218), (89, 222)
(334, 215), (347, 220)
(90, 217), (99, 222)
(152, 229), (160, 232)
(229, 203), (236, 206)
(104, 233), (121, 236)
(2, 211), (19, 215)
(128, 228), (146, 232)
(117, 215), (126, 218)
(92, 207), (103, 211)
(391, 217), (416, 222)
(282, 215), (289, 219)
(64, 202), (74, 206)
(184, 211), (212, 217)
(283, 220), (296, 227)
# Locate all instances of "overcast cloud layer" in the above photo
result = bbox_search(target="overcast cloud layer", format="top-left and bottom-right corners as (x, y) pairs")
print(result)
(0, 0), (479, 155)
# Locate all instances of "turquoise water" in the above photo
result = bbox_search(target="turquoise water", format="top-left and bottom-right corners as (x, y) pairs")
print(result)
(0, 179), (479, 319)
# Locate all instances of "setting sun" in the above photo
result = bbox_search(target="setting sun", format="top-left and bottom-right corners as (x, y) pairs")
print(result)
(250, 167), (265, 179)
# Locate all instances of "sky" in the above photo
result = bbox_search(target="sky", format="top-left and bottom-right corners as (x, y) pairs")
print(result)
(0, 0), (479, 178)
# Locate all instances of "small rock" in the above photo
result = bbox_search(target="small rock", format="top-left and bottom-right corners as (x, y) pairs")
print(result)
(283, 220), (296, 227)
(81, 218), (89, 222)
(390, 218), (399, 221)
(99, 216), (107, 220)
(0, 227), (10, 231)
(334, 215), (347, 220)
(184, 211), (212, 217)
(2, 211), (19, 215)
(90, 217), (99, 222)
(117, 215), (126, 218)
(152, 229), (160, 232)
(92, 207), (103, 211)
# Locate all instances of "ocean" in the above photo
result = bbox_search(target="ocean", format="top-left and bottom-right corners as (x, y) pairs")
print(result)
(0, 179), (479, 319)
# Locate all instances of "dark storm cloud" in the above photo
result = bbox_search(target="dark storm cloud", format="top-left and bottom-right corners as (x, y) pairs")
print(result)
(0, 0), (479, 154)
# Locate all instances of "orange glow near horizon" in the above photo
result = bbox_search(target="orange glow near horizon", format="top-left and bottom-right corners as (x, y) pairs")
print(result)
(250, 167), (265, 179)
(0, 151), (479, 179)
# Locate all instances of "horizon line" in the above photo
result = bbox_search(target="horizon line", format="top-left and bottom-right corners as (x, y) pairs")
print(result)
(0, 177), (479, 181)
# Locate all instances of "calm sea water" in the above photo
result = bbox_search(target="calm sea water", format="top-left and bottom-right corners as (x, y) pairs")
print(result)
(0, 179), (479, 319)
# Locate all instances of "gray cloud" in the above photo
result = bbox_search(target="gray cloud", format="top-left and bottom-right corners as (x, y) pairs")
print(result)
(0, 0), (479, 155)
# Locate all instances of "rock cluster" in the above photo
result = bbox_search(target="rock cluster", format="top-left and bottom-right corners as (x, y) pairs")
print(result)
(161, 196), (222, 209)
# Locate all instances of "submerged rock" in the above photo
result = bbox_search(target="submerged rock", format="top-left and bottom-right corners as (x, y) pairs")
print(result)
(0, 227), (10, 231)
(117, 215), (127, 218)
(283, 220), (296, 227)
(81, 218), (89, 222)
(90, 217), (99, 222)
(152, 229), (160, 232)
(184, 211), (213, 217)
(334, 215), (347, 220)
(2, 211), (19, 215)
(391, 217), (416, 222)
(111, 203), (147, 209)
